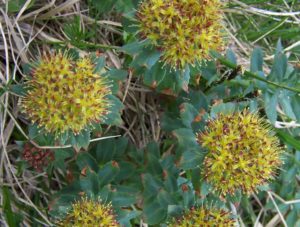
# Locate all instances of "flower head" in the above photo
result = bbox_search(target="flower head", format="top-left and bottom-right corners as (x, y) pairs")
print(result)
(22, 52), (111, 135)
(197, 111), (283, 196)
(137, 0), (224, 68)
(23, 143), (54, 171)
(58, 197), (119, 227)
(169, 206), (235, 227)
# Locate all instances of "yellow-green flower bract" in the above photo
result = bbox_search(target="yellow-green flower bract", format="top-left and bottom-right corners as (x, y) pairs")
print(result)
(197, 111), (283, 196)
(169, 207), (236, 227)
(22, 52), (111, 135)
(58, 197), (119, 227)
(137, 0), (224, 69)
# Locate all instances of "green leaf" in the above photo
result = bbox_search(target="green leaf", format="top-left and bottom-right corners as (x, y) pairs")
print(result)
(89, 0), (115, 14)
(112, 185), (138, 206)
(98, 162), (120, 187)
(92, 137), (128, 164)
(143, 199), (167, 225)
(198, 60), (218, 83)
(182, 188), (195, 208)
(145, 153), (163, 177)
(226, 49), (237, 65)
(164, 175), (178, 193)
(191, 167), (201, 191)
(48, 194), (76, 218)
(103, 95), (123, 126)
(176, 66), (190, 92)
(264, 91), (278, 123)
(283, 165), (297, 183)
(143, 61), (167, 88)
(114, 161), (136, 182)
(142, 174), (163, 198)
(161, 112), (186, 132)
(157, 190), (177, 207)
(10, 84), (27, 96)
(28, 124), (40, 139)
(185, 90), (209, 111)
(94, 138), (117, 164)
(250, 47), (263, 72)
(8, 0), (34, 13)
(180, 150), (205, 170)
(145, 142), (160, 158)
(79, 172), (100, 195)
(131, 46), (161, 69)
(173, 128), (198, 149)
(93, 56), (106, 73)
(275, 39), (284, 54)
(179, 103), (199, 128)
(0, 87), (6, 97)
(122, 13), (139, 34)
(278, 91), (296, 120)
(76, 152), (99, 172)
(200, 181), (211, 197)
(211, 103), (237, 117)
(168, 205), (183, 217)
(276, 130), (300, 150)
(105, 69), (127, 95)
(143, 62), (191, 93)
(52, 148), (74, 172)
(117, 210), (141, 227)
(121, 41), (147, 55)
(291, 96), (300, 121)
(106, 69), (128, 81)
(2, 187), (22, 226)
(115, 0), (137, 12)
(269, 52), (288, 82)
(70, 130), (91, 150)
(286, 209), (297, 227)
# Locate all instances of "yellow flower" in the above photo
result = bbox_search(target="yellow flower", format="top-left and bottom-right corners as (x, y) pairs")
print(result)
(169, 206), (236, 227)
(22, 52), (111, 135)
(197, 111), (283, 196)
(137, 0), (224, 69)
(58, 197), (119, 227)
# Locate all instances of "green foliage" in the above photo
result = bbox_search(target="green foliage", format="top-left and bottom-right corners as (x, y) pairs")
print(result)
(2, 187), (23, 226)
(7, 0), (35, 13)
(47, 41), (300, 225)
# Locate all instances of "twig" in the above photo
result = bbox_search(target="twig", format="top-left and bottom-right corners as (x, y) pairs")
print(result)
(31, 135), (121, 150)
(267, 191), (288, 227)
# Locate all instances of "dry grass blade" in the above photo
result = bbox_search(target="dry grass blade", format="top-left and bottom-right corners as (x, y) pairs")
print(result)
(37, 0), (80, 20)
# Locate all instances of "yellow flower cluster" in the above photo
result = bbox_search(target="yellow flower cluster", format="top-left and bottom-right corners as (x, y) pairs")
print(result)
(169, 207), (235, 227)
(197, 111), (282, 196)
(137, 0), (224, 69)
(22, 52), (111, 135)
(58, 197), (119, 227)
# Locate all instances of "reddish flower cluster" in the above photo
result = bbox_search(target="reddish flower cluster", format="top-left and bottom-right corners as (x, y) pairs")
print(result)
(23, 143), (54, 171)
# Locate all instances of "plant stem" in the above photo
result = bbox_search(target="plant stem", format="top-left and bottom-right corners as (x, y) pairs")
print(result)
(44, 40), (120, 50)
(215, 55), (300, 94)
(80, 40), (121, 50)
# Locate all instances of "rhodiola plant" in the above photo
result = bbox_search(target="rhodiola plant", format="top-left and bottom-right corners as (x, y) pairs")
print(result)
(2, 0), (300, 226)
(49, 1), (300, 225)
